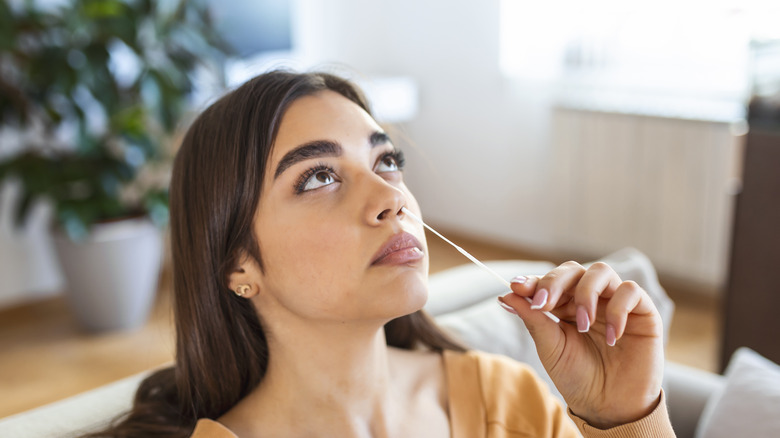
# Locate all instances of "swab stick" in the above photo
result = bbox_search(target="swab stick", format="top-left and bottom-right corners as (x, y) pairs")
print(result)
(402, 207), (560, 323)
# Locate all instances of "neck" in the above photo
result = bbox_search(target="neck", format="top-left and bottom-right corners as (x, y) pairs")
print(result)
(268, 322), (393, 406)
(242, 318), (403, 437)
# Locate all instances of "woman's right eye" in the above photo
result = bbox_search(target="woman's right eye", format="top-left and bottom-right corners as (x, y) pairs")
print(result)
(303, 170), (335, 191)
(295, 165), (338, 193)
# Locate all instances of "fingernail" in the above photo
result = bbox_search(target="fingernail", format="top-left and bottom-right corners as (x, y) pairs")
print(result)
(511, 276), (527, 284)
(576, 306), (590, 333)
(497, 297), (518, 314)
(530, 289), (548, 310)
(606, 323), (617, 346)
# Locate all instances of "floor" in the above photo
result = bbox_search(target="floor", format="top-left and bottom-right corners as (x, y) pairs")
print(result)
(0, 228), (721, 418)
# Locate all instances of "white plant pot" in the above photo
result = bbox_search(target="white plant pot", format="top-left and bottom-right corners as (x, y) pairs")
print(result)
(53, 218), (163, 332)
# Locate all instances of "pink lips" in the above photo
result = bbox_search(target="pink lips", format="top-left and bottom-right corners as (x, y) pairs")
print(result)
(371, 232), (424, 266)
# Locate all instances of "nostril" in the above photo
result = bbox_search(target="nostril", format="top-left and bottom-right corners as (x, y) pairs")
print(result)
(377, 206), (405, 221)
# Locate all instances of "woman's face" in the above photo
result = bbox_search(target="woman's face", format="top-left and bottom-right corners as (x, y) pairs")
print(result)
(248, 90), (429, 325)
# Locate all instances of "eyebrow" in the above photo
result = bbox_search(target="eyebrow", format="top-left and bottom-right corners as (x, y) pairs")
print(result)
(273, 131), (391, 180)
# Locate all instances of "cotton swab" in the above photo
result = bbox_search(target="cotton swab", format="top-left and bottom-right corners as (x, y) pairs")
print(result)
(402, 207), (560, 323)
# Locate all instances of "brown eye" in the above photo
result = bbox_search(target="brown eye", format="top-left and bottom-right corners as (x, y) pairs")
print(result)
(376, 155), (399, 172)
(301, 169), (336, 192)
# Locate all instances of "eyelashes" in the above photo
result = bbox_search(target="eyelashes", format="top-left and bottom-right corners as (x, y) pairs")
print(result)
(293, 150), (406, 194)
(382, 149), (405, 170)
(294, 163), (336, 194)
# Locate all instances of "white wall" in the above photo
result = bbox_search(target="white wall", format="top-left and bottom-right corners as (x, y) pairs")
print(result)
(0, 0), (737, 305)
(293, 0), (741, 291)
(296, 0), (559, 250)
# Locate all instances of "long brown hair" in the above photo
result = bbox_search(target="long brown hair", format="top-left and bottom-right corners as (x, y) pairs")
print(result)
(85, 71), (464, 438)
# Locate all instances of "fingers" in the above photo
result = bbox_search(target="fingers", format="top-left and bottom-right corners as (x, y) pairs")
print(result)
(507, 274), (539, 300)
(500, 261), (658, 346)
(499, 275), (540, 318)
(604, 280), (656, 345)
(506, 275), (560, 321)
(573, 262), (622, 332)
(499, 284), (561, 344)
(510, 261), (586, 311)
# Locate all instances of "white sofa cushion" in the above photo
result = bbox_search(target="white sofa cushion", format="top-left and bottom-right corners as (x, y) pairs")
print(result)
(694, 347), (780, 438)
(0, 370), (151, 437)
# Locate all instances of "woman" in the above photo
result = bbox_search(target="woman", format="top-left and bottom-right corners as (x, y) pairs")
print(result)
(89, 71), (674, 437)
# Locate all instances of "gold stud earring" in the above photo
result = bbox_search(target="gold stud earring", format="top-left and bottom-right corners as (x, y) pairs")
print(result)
(235, 284), (250, 297)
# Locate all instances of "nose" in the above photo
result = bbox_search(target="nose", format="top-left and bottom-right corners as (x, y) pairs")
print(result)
(363, 176), (406, 226)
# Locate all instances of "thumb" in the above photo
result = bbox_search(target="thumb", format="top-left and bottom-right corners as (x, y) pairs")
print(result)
(498, 286), (563, 355)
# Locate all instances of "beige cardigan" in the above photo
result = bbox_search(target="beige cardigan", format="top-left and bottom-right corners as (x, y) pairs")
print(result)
(190, 350), (675, 437)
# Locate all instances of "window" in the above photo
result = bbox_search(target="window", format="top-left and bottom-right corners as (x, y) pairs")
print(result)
(500, 0), (779, 102)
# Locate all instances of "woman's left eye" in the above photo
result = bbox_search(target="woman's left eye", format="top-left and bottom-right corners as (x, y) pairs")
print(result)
(375, 151), (405, 173)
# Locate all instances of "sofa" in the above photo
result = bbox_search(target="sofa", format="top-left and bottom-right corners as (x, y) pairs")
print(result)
(1, 248), (778, 437)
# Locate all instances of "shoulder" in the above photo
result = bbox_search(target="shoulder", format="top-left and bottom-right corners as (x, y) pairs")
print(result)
(444, 349), (550, 399)
(444, 350), (576, 437)
(190, 419), (238, 438)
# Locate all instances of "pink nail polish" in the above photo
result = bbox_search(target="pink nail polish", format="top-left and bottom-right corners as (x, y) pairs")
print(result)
(511, 276), (527, 284)
(530, 289), (548, 310)
(606, 324), (617, 346)
(497, 297), (518, 315)
(576, 306), (590, 333)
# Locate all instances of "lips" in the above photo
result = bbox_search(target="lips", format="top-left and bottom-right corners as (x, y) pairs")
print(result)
(371, 232), (424, 266)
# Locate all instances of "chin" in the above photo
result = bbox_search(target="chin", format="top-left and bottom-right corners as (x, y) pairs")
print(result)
(388, 270), (429, 318)
(362, 259), (429, 320)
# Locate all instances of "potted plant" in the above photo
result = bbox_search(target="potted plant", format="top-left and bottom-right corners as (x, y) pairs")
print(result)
(0, 0), (230, 331)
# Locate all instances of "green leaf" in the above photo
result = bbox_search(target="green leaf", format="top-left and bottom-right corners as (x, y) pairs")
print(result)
(0, 0), (230, 239)
(110, 104), (146, 136)
(81, 0), (124, 19)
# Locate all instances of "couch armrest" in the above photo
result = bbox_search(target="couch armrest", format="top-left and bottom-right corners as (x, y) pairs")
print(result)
(0, 370), (149, 438)
(663, 362), (725, 438)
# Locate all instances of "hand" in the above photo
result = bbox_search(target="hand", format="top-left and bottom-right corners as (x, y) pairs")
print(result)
(498, 261), (664, 428)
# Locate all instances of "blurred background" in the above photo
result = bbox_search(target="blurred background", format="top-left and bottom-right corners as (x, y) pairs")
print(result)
(1, 0), (779, 419)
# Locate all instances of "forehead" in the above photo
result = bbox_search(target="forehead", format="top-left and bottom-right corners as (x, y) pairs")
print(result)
(270, 90), (380, 161)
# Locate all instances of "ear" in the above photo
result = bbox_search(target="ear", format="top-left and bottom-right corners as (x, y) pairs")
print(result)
(227, 251), (262, 299)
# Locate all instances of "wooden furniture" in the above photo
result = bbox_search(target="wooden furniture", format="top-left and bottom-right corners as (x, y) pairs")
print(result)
(722, 127), (780, 370)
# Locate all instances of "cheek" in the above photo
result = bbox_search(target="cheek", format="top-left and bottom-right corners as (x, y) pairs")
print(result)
(258, 214), (363, 304)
